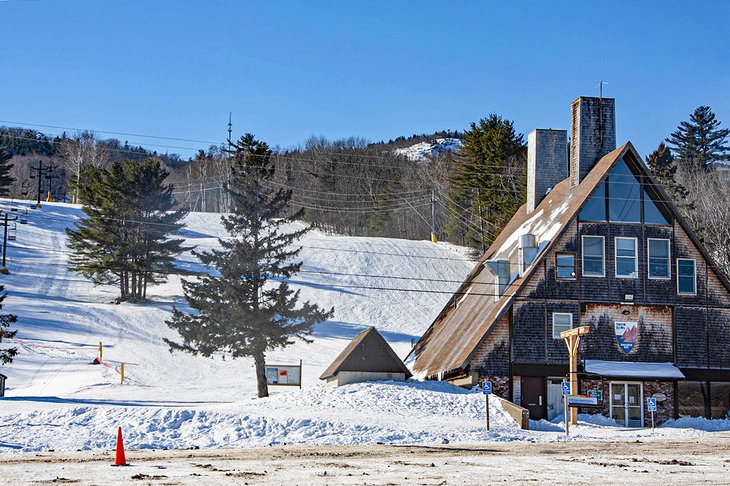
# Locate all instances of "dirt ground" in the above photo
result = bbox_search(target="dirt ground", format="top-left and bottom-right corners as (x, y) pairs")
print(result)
(2, 437), (730, 485)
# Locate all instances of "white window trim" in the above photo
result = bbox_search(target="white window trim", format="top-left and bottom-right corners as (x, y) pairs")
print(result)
(647, 238), (671, 280)
(615, 237), (639, 279)
(677, 258), (697, 295)
(582, 235), (605, 277)
(552, 312), (573, 339)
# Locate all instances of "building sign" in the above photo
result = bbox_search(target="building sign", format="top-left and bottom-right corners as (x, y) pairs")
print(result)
(615, 321), (638, 354)
(265, 361), (302, 388)
(568, 394), (599, 407)
(587, 389), (603, 402)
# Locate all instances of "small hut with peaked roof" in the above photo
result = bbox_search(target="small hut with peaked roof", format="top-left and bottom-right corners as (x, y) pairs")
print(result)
(320, 327), (412, 387)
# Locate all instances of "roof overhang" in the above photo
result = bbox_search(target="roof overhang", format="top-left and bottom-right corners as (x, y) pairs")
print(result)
(584, 360), (685, 379)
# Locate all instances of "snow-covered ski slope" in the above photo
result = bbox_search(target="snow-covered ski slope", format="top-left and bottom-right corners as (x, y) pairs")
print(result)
(0, 200), (512, 451)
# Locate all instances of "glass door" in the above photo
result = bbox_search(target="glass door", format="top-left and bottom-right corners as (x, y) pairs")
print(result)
(610, 382), (643, 427)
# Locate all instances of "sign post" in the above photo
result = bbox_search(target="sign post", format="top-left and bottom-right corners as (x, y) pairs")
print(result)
(561, 381), (571, 437)
(482, 381), (492, 431)
(647, 397), (657, 433)
(560, 326), (590, 425)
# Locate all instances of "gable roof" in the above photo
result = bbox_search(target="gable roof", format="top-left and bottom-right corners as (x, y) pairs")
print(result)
(320, 326), (412, 380)
(409, 142), (685, 377)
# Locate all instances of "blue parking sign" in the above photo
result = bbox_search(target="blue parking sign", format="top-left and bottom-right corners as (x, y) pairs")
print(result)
(647, 397), (657, 412)
(482, 381), (492, 395)
(561, 381), (571, 396)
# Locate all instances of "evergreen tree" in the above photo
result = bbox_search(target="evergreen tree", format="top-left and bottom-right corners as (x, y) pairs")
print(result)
(165, 133), (333, 398)
(666, 106), (730, 172)
(446, 114), (526, 248)
(0, 150), (15, 197)
(0, 286), (18, 365)
(66, 159), (188, 301)
(646, 142), (688, 202)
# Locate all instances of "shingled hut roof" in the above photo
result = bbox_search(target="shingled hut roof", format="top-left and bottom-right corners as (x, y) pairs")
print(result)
(320, 327), (412, 380)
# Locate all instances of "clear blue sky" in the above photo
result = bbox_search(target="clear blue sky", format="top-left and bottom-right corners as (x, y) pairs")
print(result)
(1, 0), (728, 158)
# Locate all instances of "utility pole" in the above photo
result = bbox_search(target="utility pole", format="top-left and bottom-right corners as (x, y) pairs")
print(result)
(30, 161), (44, 208)
(430, 189), (437, 243)
(476, 188), (486, 253)
(45, 164), (60, 202)
(0, 211), (19, 274)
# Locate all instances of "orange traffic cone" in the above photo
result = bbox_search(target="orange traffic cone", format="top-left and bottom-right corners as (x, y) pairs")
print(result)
(113, 427), (127, 466)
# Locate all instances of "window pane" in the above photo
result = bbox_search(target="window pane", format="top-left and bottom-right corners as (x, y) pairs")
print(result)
(608, 159), (642, 223)
(556, 254), (575, 279)
(678, 381), (708, 417)
(648, 239), (670, 278)
(645, 191), (670, 225)
(579, 182), (606, 222)
(616, 238), (637, 277)
(583, 236), (604, 276)
(678, 259), (696, 294)
(710, 382), (730, 419)
(552, 313), (572, 338)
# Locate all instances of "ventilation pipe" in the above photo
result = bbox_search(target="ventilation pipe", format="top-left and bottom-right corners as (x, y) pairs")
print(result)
(483, 259), (511, 300)
(518, 234), (538, 277)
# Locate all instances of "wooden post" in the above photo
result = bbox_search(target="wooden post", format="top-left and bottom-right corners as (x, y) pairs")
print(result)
(120, 363), (125, 384)
(560, 326), (590, 426)
(99, 341), (103, 361)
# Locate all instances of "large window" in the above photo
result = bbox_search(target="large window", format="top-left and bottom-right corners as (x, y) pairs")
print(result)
(556, 253), (576, 280)
(678, 381), (708, 417)
(615, 237), (638, 278)
(578, 158), (670, 225)
(678, 381), (730, 419)
(648, 239), (670, 279)
(608, 160), (641, 223)
(677, 258), (697, 295)
(552, 313), (572, 339)
(582, 236), (605, 277)
(711, 382), (730, 419)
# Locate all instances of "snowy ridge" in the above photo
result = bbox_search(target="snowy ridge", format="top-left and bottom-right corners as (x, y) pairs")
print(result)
(394, 138), (462, 161)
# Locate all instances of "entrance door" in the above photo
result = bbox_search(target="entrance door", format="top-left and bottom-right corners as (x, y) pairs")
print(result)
(546, 378), (565, 421)
(521, 376), (546, 420)
(610, 382), (643, 427)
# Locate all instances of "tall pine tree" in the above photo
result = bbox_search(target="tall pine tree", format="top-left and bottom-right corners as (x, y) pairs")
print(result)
(666, 105), (730, 172)
(0, 286), (18, 365)
(66, 159), (188, 301)
(165, 133), (333, 398)
(0, 150), (15, 197)
(446, 114), (526, 248)
(646, 142), (688, 201)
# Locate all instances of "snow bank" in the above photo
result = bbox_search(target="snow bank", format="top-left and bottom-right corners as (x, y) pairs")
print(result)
(661, 417), (730, 432)
(0, 381), (519, 452)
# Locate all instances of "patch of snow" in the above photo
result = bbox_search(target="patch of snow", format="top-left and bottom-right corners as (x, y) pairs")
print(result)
(394, 138), (462, 162)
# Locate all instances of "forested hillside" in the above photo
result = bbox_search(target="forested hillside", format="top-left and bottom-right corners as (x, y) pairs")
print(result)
(2, 105), (729, 263)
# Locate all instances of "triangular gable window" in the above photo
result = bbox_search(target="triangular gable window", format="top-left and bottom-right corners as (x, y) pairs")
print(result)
(579, 158), (670, 225)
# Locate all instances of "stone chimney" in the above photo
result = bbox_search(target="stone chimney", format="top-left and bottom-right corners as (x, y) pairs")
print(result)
(570, 96), (615, 186)
(527, 129), (568, 213)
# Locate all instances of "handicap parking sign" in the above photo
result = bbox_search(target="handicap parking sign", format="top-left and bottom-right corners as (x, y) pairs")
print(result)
(561, 381), (571, 396)
(482, 381), (492, 395)
(647, 397), (657, 412)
